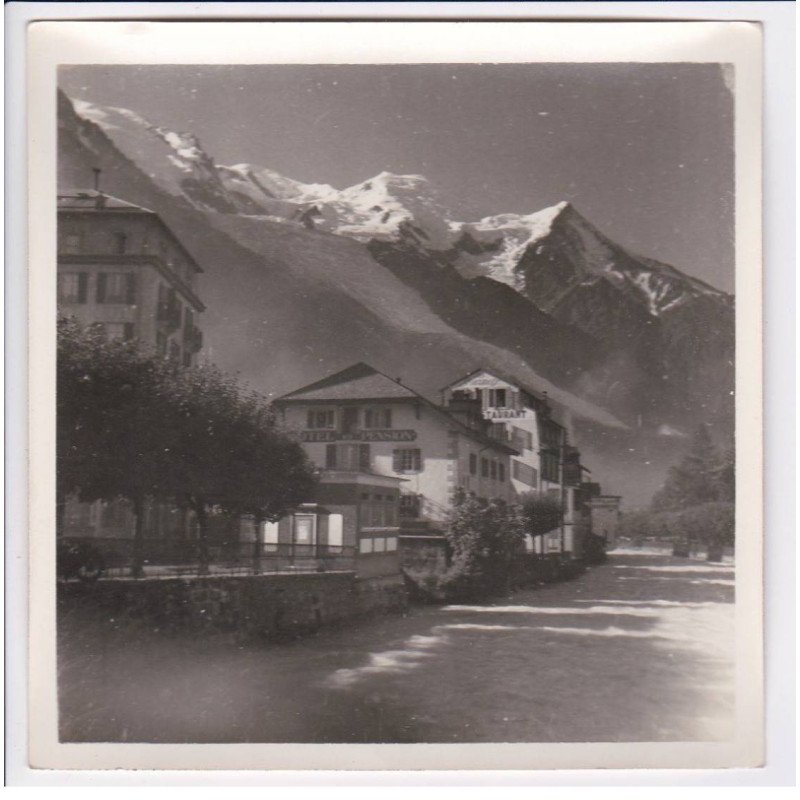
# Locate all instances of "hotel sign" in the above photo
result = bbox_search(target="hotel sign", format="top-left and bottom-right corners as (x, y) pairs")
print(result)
(300, 429), (417, 443)
(485, 409), (526, 419)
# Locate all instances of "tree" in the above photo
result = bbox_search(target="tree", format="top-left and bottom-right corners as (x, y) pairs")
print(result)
(441, 491), (525, 599)
(57, 319), (317, 576)
(57, 318), (178, 576)
(652, 424), (722, 511)
(163, 365), (317, 574)
(205, 387), (318, 571)
(518, 491), (563, 542)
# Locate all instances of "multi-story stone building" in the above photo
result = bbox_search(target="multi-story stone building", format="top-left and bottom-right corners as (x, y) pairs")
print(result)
(58, 190), (205, 542)
(442, 369), (588, 557)
(273, 363), (518, 564)
(57, 190), (204, 366)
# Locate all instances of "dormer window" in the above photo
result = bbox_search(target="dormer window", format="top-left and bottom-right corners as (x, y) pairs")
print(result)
(489, 388), (507, 407)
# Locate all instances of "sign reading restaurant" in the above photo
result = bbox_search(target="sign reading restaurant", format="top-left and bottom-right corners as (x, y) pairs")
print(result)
(300, 429), (418, 443)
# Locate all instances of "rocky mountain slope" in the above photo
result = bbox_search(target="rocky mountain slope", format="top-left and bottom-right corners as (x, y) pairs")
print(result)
(58, 91), (621, 428)
(57, 91), (736, 502)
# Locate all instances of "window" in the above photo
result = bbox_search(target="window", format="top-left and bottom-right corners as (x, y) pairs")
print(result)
(386, 537), (398, 552)
(307, 409), (336, 429)
(399, 494), (421, 519)
(61, 233), (82, 254)
(489, 388), (507, 407)
(490, 460), (497, 480)
(498, 463), (506, 482)
(373, 537), (386, 553)
(57, 272), (87, 304)
(481, 458), (489, 478)
(326, 443), (370, 471)
(393, 448), (421, 472)
(359, 538), (373, 554)
(469, 452), (477, 476)
(513, 460), (539, 488)
(364, 407), (392, 429)
(512, 426), (534, 452)
(293, 515), (315, 545)
(113, 232), (128, 255)
(96, 272), (137, 304)
(542, 452), (560, 483)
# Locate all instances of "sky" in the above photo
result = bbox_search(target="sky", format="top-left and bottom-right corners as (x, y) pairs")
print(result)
(59, 63), (735, 292)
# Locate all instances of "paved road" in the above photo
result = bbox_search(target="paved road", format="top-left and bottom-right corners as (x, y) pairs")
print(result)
(59, 550), (735, 743)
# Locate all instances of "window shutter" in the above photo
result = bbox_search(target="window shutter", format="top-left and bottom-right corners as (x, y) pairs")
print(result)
(325, 444), (337, 469)
(413, 449), (422, 471)
(96, 272), (107, 303)
(126, 273), (137, 305)
(393, 449), (402, 472)
(307, 410), (314, 429)
(384, 409), (392, 428)
(77, 273), (88, 303)
(359, 444), (370, 471)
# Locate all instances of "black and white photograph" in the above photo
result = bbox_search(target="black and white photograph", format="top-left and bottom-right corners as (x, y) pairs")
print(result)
(21, 18), (768, 774)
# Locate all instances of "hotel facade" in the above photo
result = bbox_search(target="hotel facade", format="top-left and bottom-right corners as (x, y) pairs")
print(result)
(442, 369), (587, 556)
(58, 189), (205, 542)
(273, 363), (519, 564)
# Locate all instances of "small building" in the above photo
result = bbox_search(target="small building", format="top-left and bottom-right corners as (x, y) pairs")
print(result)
(442, 369), (589, 558)
(57, 189), (204, 366)
(273, 363), (519, 566)
(256, 465), (406, 579)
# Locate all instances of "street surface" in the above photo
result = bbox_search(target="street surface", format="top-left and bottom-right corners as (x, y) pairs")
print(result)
(59, 550), (735, 743)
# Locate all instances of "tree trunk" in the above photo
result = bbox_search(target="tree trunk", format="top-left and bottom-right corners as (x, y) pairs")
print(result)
(196, 501), (209, 576)
(252, 514), (263, 575)
(130, 495), (145, 578)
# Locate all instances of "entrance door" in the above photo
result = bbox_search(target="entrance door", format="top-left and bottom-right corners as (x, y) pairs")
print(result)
(342, 407), (359, 435)
(293, 514), (316, 559)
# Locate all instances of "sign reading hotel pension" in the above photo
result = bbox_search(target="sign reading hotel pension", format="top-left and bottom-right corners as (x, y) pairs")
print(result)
(300, 429), (418, 443)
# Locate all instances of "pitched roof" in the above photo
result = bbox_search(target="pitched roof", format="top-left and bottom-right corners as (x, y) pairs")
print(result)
(57, 190), (203, 276)
(276, 363), (419, 402)
(441, 366), (627, 430)
(275, 363), (518, 455)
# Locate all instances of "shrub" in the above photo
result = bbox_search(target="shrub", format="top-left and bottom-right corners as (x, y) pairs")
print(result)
(439, 491), (524, 600)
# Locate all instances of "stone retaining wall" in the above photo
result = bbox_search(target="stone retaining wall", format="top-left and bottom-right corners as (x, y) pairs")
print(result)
(58, 570), (407, 641)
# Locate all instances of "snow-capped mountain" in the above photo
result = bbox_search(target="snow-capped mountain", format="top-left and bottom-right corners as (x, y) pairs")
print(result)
(69, 97), (731, 326)
(59, 90), (735, 503)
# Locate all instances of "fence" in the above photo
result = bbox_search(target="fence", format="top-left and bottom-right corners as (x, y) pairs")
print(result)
(58, 536), (357, 579)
